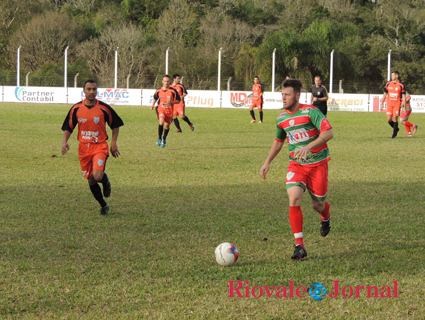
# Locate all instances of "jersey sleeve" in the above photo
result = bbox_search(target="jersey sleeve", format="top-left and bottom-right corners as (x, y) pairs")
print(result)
(61, 104), (79, 133)
(105, 105), (124, 129)
(153, 89), (159, 102)
(322, 86), (328, 98)
(400, 82), (406, 95)
(310, 108), (332, 133)
(384, 83), (388, 93)
(261, 84), (264, 93)
(171, 87), (181, 102)
(181, 84), (188, 95)
(275, 124), (287, 142)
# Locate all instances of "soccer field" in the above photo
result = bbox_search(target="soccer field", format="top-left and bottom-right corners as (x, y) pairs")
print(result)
(1, 103), (424, 319)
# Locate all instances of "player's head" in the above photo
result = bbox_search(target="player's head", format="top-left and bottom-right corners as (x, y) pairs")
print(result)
(314, 76), (322, 86)
(254, 76), (259, 84)
(281, 79), (302, 110)
(83, 80), (97, 102)
(391, 71), (399, 82)
(162, 75), (170, 88)
(172, 73), (181, 84)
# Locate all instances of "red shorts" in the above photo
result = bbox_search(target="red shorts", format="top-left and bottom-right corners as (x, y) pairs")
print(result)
(400, 108), (412, 119)
(251, 99), (263, 111)
(286, 162), (328, 202)
(386, 103), (401, 117)
(78, 142), (109, 179)
(173, 102), (185, 117)
(158, 106), (173, 124)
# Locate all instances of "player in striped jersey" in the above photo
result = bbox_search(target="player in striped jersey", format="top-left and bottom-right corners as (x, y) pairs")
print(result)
(260, 79), (333, 260)
(399, 90), (418, 137)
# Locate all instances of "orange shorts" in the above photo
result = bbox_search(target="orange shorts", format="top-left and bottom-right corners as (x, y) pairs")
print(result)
(386, 103), (401, 117)
(173, 102), (185, 117)
(251, 99), (263, 111)
(286, 162), (328, 202)
(78, 142), (109, 179)
(158, 106), (173, 124)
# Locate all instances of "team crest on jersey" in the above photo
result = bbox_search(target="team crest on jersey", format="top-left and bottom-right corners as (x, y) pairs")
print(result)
(98, 159), (104, 166)
(287, 171), (295, 181)
(289, 120), (295, 127)
(301, 107), (311, 113)
(94, 117), (100, 124)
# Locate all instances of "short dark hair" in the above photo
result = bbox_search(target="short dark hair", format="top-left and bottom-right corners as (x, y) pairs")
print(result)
(83, 80), (97, 89)
(172, 74), (180, 79)
(392, 71), (399, 76)
(163, 74), (170, 79)
(282, 79), (302, 94)
(314, 75), (322, 80)
(254, 76), (259, 79)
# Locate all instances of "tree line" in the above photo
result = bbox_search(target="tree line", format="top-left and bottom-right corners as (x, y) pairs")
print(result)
(1, 0), (425, 93)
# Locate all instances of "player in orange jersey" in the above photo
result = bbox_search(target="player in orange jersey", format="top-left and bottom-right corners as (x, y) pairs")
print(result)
(170, 74), (194, 132)
(381, 71), (406, 139)
(61, 80), (124, 215)
(250, 76), (264, 123)
(150, 75), (180, 148)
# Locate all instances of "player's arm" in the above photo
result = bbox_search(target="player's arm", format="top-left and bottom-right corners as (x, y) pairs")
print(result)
(171, 89), (181, 104)
(310, 93), (314, 104)
(381, 86), (388, 109)
(61, 130), (72, 155)
(110, 127), (120, 158)
(150, 92), (158, 110)
(260, 139), (285, 180)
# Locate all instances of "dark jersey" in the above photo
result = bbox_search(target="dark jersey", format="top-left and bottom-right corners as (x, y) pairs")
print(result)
(62, 99), (124, 145)
(310, 85), (328, 108)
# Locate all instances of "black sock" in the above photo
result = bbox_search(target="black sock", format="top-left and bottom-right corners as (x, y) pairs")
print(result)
(250, 110), (256, 120)
(174, 118), (181, 131)
(100, 173), (108, 185)
(158, 124), (164, 139)
(393, 121), (399, 132)
(388, 120), (394, 128)
(259, 111), (263, 122)
(163, 128), (170, 140)
(183, 116), (191, 125)
(90, 183), (107, 207)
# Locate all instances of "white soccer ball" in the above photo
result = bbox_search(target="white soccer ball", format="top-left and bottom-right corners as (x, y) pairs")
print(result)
(215, 242), (239, 266)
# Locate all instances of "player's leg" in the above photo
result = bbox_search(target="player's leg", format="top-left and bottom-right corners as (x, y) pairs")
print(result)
(157, 117), (165, 145)
(307, 163), (331, 237)
(392, 112), (399, 139)
(173, 109), (182, 133)
(161, 116), (171, 147)
(249, 104), (256, 123)
(386, 107), (394, 128)
(180, 108), (194, 131)
(401, 110), (414, 136)
(258, 104), (263, 123)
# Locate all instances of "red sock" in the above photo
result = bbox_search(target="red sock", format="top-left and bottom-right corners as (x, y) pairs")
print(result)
(405, 121), (413, 127)
(319, 202), (330, 221)
(289, 206), (303, 247)
(405, 125), (411, 133)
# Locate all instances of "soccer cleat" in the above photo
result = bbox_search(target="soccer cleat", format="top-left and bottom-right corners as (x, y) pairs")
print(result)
(189, 123), (195, 131)
(156, 139), (162, 146)
(258, 121), (263, 124)
(391, 128), (399, 139)
(413, 125), (418, 134)
(406, 133), (413, 137)
(176, 129), (182, 133)
(103, 175), (111, 198)
(100, 203), (109, 216)
(320, 218), (331, 237)
(291, 245), (307, 260)
(250, 120), (257, 123)
(161, 139), (166, 148)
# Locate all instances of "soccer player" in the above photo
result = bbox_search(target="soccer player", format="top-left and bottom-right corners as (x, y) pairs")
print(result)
(150, 75), (180, 148)
(399, 90), (418, 137)
(170, 74), (194, 132)
(310, 76), (328, 116)
(381, 71), (406, 139)
(260, 79), (333, 260)
(61, 80), (124, 215)
(250, 76), (264, 123)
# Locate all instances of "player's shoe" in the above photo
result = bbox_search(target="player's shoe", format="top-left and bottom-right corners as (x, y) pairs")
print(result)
(161, 139), (166, 148)
(103, 175), (111, 198)
(406, 133), (413, 137)
(156, 139), (162, 146)
(189, 123), (195, 131)
(250, 120), (257, 123)
(176, 129), (182, 133)
(258, 121), (263, 124)
(291, 245), (307, 260)
(391, 128), (399, 139)
(413, 125), (418, 134)
(320, 218), (331, 237)
(100, 203), (109, 216)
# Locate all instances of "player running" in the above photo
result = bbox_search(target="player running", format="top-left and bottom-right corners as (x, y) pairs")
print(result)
(249, 76), (264, 123)
(381, 71), (406, 139)
(170, 74), (194, 133)
(150, 75), (180, 148)
(260, 79), (333, 260)
(61, 80), (124, 215)
(399, 90), (418, 137)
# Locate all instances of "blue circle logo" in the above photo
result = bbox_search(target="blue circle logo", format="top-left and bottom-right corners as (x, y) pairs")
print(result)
(309, 282), (326, 301)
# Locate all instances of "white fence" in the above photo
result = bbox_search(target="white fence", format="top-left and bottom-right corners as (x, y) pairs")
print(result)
(2, 86), (424, 113)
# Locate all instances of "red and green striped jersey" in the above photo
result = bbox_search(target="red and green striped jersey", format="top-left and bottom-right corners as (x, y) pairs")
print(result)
(275, 104), (332, 166)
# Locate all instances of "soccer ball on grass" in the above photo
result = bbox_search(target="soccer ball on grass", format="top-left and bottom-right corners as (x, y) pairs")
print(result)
(215, 242), (239, 266)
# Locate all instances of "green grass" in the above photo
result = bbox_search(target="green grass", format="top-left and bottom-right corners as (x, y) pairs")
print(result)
(1, 103), (425, 319)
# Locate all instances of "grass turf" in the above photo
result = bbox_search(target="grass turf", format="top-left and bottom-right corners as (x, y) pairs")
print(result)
(0, 103), (424, 319)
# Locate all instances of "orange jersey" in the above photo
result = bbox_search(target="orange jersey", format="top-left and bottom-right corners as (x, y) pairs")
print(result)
(252, 83), (264, 102)
(153, 87), (180, 110)
(170, 83), (187, 106)
(62, 100), (124, 145)
(384, 81), (405, 108)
